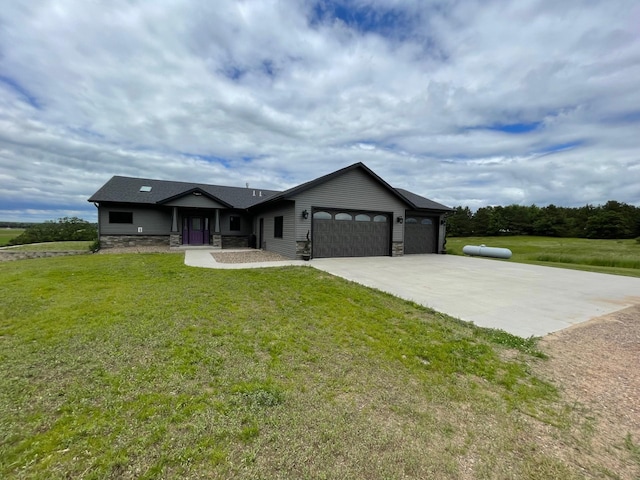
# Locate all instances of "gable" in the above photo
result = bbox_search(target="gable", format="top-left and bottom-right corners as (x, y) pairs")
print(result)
(291, 167), (410, 211)
(163, 194), (226, 209)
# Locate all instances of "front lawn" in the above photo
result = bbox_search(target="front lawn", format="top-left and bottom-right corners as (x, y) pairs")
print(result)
(0, 254), (627, 478)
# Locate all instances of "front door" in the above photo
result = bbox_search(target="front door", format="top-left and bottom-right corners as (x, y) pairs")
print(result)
(183, 216), (208, 245)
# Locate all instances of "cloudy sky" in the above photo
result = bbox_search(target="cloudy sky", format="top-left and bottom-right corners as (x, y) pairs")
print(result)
(1, 0), (639, 222)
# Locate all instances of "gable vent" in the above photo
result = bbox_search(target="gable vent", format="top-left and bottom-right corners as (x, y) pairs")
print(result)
(139, 186), (152, 192)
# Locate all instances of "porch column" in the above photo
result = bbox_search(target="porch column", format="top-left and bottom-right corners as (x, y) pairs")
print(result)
(214, 209), (220, 233)
(171, 207), (178, 232)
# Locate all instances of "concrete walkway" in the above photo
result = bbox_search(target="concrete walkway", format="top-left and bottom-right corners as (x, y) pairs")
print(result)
(184, 250), (640, 337)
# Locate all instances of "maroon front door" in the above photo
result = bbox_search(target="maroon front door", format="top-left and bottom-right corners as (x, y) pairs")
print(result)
(183, 216), (209, 245)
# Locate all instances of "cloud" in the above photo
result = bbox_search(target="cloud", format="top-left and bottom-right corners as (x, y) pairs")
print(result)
(0, 0), (638, 222)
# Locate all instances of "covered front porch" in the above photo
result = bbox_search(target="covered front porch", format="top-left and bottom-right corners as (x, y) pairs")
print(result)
(169, 206), (254, 249)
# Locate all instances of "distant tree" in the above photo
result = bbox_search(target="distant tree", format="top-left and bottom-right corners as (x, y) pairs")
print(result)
(472, 207), (493, 236)
(502, 204), (539, 235)
(532, 204), (567, 236)
(8, 217), (97, 245)
(452, 200), (640, 239)
(446, 206), (474, 236)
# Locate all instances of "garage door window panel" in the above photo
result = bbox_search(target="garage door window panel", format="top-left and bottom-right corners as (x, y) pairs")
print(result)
(313, 211), (332, 220)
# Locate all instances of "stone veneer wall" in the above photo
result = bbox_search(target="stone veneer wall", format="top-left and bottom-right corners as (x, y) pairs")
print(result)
(169, 234), (181, 248)
(100, 235), (170, 248)
(211, 234), (222, 248)
(295, 240), (311, 259)
(392, 241), (404, 256)
(221, 235), (249, 249)
(0, 251), (91, 262)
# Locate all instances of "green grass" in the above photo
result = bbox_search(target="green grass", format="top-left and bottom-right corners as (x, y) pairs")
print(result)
(0, 254), (633, 478)
(3, 241), (93, 251)
(0, 228), (24, 246)
(446, 236), (640, 277)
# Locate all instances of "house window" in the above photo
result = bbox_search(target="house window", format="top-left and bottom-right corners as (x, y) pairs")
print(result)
(274, 216), (283, 238)
(373, 215), (388, 223)
(109, 211), (133, 224)
(230, 215), (241, 231)
(421, 218), (433, 225)
(313, 211), (331, 220)
(335, 213), (352, 221)
(355, 214), (370, 222)
(405, 217), (418, 224)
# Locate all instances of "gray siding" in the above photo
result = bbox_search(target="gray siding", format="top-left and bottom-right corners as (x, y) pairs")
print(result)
(100, 205), (171, 235)
(292, 168), (408, 242)
(164, 196), (225, 208)
(258, 202), (296, 258)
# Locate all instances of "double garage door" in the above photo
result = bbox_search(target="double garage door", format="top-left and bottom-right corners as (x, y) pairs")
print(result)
(312, 209), (391, 258)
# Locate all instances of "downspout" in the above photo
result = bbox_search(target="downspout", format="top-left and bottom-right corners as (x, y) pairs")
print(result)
(93, 202), (100, 250)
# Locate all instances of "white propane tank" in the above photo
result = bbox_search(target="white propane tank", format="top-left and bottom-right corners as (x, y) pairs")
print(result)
(462, 244), (512, 259)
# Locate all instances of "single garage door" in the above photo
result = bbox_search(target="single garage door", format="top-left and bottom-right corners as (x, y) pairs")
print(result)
(404, 216), (437, 254)
(312, 209), (391, 258)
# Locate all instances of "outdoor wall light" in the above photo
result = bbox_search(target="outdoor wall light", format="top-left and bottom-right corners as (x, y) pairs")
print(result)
(397, 216), (404, 224)
(302, 209), (309, 219)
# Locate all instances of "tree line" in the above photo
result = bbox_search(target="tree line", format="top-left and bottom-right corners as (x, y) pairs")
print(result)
(446, 201), (640, 239)
(8, 217), (97, 245)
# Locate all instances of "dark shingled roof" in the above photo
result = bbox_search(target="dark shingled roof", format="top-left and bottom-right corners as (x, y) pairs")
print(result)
(88, 164), (451, 212)
(88, 176), (281, 209)
(394, 188), (453, 211)
(249, 162), (450, 212)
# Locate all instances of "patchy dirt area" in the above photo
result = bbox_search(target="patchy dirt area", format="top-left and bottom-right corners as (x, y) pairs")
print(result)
(535, 304), (640, 477)
(211, 250), (289, 263)
(98, 247), (289, 264)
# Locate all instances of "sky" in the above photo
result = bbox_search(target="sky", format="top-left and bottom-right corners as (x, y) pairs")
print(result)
(1, 0), (639, 222)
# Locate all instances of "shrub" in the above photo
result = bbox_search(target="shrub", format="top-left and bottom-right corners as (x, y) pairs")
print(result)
(8, 217), (97, 246)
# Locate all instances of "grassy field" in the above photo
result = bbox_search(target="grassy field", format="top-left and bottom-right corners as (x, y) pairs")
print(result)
(0, 228), (24, 246)
(3, 241), (94, 251)
(1, 253), (635, 478)
(447, 236), (640, 277)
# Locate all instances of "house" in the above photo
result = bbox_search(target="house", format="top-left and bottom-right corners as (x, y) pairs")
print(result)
(88, 162), (452, 259)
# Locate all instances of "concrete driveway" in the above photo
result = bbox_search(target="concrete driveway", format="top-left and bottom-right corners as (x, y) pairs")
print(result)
(311, 255), (640, 337)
